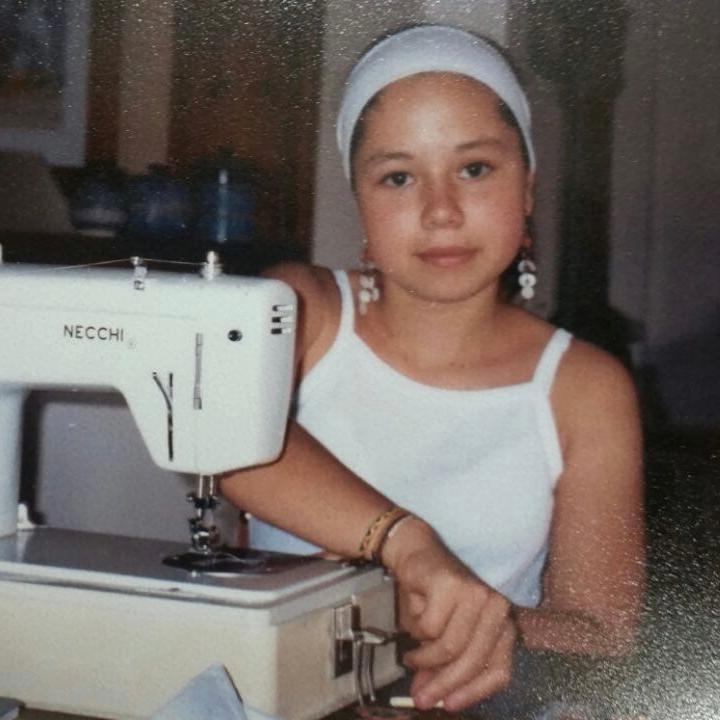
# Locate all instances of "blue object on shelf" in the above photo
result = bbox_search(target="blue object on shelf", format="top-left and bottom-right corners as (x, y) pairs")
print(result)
(191, 151), (256, 246)
(125, 164), (190, 242)
(69, 161), (127, 238)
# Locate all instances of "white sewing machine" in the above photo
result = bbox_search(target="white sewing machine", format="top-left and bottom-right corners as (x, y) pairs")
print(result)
(0, 254), (399, 719)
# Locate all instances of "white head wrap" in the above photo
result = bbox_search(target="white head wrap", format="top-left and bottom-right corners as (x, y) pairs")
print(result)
(336, 24), (536, 179)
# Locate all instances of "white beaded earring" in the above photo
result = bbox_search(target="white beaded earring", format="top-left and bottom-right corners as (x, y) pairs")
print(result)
(517, 248), (538, 300)
(358, 248), (380, 315)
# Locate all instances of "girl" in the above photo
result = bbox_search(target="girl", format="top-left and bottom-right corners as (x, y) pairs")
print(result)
(221, 24), (644, 715)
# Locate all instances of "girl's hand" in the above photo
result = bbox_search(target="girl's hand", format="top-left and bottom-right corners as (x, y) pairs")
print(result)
(382, 518), (515, 711)
(408, 621), (516, 712)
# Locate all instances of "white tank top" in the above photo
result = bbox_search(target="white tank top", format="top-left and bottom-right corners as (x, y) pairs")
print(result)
(250, 270), (572, 607)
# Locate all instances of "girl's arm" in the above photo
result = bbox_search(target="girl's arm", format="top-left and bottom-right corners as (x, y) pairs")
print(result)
(515, 341), (646, 656)
(220, 263), (391, 556)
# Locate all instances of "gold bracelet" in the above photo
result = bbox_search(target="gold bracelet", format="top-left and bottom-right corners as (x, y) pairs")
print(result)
(358, 506), (408, 561)
(372, 512), (413, 565)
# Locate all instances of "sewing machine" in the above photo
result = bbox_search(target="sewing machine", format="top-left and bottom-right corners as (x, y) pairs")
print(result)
(0, 254), (399, 719)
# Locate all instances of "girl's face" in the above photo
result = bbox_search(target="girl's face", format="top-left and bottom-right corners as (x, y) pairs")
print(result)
(353, 72), (535, 306)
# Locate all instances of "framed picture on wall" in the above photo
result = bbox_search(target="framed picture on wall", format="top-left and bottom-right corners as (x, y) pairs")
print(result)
(0, 0), (90, 166)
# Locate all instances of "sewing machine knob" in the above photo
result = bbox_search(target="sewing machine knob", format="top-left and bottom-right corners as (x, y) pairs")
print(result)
(201, 251), (223, 280)
(227, 329), (243, 342)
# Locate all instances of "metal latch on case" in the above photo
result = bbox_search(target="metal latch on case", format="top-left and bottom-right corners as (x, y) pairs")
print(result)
(334, 603), (396, 706)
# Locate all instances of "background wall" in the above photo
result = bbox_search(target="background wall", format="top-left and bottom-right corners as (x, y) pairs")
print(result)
(115, 0), (175, 174)
(609, 0), (720, 426)
(610, 0), (720, 345)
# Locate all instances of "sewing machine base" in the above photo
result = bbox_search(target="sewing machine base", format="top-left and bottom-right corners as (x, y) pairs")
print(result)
(0, 528), (401, 720)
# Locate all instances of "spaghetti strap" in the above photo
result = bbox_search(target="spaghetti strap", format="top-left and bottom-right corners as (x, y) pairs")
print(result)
(532, 329), (572, 395)
(332, 269), (356, 339)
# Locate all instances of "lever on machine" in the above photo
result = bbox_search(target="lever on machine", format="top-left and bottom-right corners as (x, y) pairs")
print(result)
(335, 603), (397, 707)
(354, 627), (397, 706)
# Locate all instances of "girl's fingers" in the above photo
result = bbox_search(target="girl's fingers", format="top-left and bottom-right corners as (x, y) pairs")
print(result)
(408, 667), (434, 696)
(398, 580), (459, 642)
(440, 624), (516, 712)
(410, 617), (515, 710)
(396, 590), (428, 635)
(403, 594), (489, 669)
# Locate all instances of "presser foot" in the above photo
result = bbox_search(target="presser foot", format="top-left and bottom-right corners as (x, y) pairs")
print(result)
(162, 545), (319, 575)
(163, 474), (319, 575)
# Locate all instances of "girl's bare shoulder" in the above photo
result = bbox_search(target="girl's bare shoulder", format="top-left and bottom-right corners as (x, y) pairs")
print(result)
(551, 336), (640, 448)
(262, 261), (336, 300)
(557, 337), (635, 397)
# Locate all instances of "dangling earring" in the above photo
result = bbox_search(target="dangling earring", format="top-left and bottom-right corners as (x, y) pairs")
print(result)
(358, 255), (380, 315)
(517, 247), (537, 300)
